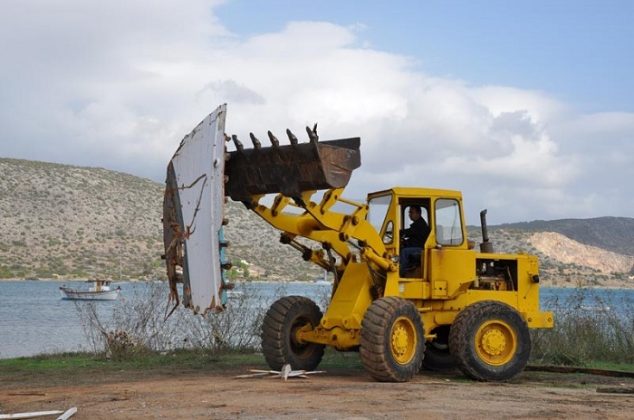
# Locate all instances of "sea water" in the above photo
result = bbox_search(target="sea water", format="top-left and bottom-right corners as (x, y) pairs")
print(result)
(0, 280), (632, 359)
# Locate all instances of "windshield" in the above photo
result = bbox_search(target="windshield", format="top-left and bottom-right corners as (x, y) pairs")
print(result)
(367, 194), (392, 234)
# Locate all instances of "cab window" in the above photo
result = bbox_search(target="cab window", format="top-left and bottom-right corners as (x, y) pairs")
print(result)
(435, 199), (463, 246)
(368, 194), (393, 244)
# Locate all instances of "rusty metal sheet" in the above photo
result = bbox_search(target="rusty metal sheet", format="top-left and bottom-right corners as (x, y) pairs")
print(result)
(163, 104), (227, 314)
(163, 105), (362, 315)
(225, 137), (361, 202)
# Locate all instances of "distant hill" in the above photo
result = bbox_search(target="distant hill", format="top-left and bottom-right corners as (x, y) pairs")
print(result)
(0, 157), (319, 281)
(497, 217), (634, 256)
(0, 158), (165, 280)
(0, 157), (631, 287)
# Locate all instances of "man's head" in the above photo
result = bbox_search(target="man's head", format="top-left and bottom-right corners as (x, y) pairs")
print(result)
(408, 205), (422, 221)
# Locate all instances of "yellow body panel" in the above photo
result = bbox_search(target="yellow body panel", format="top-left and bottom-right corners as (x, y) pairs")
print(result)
(321, 262), (373, 331)
(429, 249), (475, 298)
(298, 262), (373, 348)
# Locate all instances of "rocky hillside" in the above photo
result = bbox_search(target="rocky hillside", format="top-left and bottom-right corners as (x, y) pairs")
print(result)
(1, 157), (632, 287)
(0, 158), (319, 281)
(530, 232), (634, 274)
(499, 217), (634, 256)
(0, 158), (164, 280)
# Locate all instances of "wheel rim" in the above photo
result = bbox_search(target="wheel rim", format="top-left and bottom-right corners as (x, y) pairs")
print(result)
(474, 320), (517, 366)
(390, 316), (417, 365)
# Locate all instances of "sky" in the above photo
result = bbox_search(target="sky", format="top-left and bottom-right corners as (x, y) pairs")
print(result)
(1, 0), (632, 224)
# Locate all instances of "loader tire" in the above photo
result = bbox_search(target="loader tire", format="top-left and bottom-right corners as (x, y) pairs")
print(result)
(261, 296), (325, 371)
(421, 325), (457, 371)
(360, 297), (424, 382)
(449, 301), (530, 381)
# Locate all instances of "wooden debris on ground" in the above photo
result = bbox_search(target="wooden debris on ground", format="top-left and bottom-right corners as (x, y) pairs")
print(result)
(0, 411), (64, 420)
(235, 364), (326, 380)
(0, 407), (77, 420)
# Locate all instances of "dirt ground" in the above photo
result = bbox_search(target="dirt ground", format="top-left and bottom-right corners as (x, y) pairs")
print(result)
(2, 367), (634, 419)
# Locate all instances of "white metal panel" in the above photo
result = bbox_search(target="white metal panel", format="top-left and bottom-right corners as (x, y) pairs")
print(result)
(169, 105), (226, 313)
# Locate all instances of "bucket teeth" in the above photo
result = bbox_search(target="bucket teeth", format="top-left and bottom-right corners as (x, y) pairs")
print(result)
(249, 132), (262, 149)
(267, 130), (279, 147)
(231, 134), (244, 152)
(286, 129), (299, 145)
(225, 128), (361, 200)
(306, 124), (319, 143)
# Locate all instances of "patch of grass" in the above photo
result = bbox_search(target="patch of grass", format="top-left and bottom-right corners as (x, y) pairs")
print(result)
(0, 350), (262, 389)
(0, 348), (364, 390)
(586, 361), (634, 373)
(319, 349), (363, 371)
(0, 352), (105, 371)
(0, 350), (246, 374)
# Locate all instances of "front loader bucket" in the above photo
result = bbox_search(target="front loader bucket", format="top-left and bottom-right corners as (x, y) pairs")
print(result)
(225, 136), (360, 201)
(163, 104), (361, 314)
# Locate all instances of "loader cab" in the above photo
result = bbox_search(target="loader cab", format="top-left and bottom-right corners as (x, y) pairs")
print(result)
(367, 187), (468, 280)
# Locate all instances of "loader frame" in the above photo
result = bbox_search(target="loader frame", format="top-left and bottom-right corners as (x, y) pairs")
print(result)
(248, 186), (553, 350)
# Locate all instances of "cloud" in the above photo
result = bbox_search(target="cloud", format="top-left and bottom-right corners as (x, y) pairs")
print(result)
(198, 80), (265, 106)
(0, 1), (631, 222)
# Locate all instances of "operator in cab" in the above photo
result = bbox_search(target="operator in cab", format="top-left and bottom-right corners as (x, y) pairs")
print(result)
(400, 205), (430, 276)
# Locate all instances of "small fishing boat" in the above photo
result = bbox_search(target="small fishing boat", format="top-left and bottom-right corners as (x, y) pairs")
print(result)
(59, 280), (121, 301)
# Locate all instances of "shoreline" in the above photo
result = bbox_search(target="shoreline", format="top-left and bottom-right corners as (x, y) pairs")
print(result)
(1, 277), (632, 290)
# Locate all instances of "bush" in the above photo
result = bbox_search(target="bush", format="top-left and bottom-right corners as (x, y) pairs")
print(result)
(181, 284), (270, 353)
(105, 330), (144, 360)
(75, 282), (287, 359)
(76, 283), (173, 358)
(0, 265), (13, 278)
(530, 288), (634, 366)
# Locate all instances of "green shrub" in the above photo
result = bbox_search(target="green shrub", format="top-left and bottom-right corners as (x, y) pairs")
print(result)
(0, 265), (13, 278)
(531, 289), (634, 366)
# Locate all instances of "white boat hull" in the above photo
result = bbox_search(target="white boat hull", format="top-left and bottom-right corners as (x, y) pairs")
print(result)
(59, 287), (120, 301)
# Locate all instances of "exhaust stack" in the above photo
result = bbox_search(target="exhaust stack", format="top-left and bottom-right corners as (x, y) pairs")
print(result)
(479, 209), (494, 253)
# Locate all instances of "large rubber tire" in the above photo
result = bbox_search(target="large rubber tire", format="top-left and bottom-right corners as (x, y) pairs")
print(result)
(261, 296), (325, 371)
(449, 301), (531, 381)
(421, 325), (457, 371)
(360, 297), (425, 382)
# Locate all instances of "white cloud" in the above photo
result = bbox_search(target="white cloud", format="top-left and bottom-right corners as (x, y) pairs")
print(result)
(470, 86), (566, 123)
(0, 0), (632, 222)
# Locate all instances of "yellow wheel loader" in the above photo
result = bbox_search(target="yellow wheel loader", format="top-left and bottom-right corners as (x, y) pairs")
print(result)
(163, 105), (554, 382)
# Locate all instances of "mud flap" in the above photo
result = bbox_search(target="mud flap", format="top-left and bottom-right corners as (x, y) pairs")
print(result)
(163, 105), (227, 314)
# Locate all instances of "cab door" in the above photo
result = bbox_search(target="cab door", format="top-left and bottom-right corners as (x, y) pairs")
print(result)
(428, 198), (474, 298)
